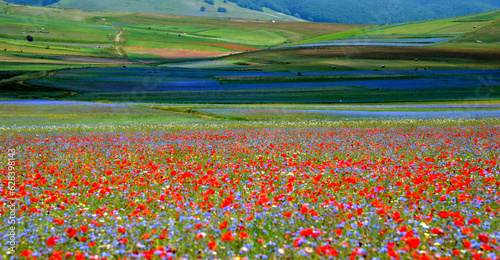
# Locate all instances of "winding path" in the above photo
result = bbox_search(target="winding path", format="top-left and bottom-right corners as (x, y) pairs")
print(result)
(112, 26), (126, 58)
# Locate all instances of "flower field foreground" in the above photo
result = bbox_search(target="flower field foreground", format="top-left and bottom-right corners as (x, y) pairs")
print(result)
(2, 126), (500, 260)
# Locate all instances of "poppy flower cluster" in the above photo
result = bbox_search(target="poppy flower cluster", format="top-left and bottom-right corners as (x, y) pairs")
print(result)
(2, 126), (499, 259)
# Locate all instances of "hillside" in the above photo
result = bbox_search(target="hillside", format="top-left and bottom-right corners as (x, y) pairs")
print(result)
(229, 0), (500, 24)
(3, 0), (304, 21)
(0, 2), (366, 71)
(212, 10), (500, 71)
(3, 0), (500, 24)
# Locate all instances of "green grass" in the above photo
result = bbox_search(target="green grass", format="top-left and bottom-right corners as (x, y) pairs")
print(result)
(124, 28), (235, 45)
(125, 40), (233, 52)
(0, 63), (88, 71)
(198, 28), (287, 46)
(0, 38), (108, 56)
(0, 101), (214, 126)
(129, 24), (212, 34)
(297, 28), (374, 44)
(51, 0), (304, 22)
(0, 13), (117, 43)
(0, 2), (366, 68)
(3, 3), (126, 23)
(297, 10), (500, 44)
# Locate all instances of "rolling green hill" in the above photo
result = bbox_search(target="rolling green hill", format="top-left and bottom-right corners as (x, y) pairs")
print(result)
(50, 0), (302, 21)
(213, 10), (500, 71)
(0, 2), (366, 71)
(3, 0), (499, 24)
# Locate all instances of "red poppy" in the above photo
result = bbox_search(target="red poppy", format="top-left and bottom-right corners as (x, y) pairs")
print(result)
(81, 225), (89, 232)
(438, 211), (449, 219)
(406, 237), (420, 249)
(219, 220), (228, 230)
(462, 227), (473, 234)
(221, 231), (236, 242)
(21, 250), (34, 259)
(66, 227), (78, 238)
(238, 232), (249, 239)
(75, 251), (85, 260)
(469, 218), (481, 225)
(431, 228), (444, 235)
(392, 211), (401, 221)
(300, 228), (313, 237)
(208, 241), (217, 251)
(398, 226), (408, 232)
(463, 239), (472, 249)
(478, 234), (489, 243)
(47, 236), (58, 246)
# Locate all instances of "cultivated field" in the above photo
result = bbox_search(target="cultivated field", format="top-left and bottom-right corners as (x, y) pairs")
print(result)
(1, 118), (499, 259)
(1, 5), (500, 260)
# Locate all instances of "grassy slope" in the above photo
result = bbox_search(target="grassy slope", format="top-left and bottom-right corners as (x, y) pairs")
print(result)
(298, 10), (500, 44)
(51, 0), (303, 21)
(0, 3), (366, 67)
(214, 10), (500, 71)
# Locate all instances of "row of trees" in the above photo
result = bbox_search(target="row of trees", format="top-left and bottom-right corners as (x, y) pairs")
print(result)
(200, 6), (227, 13)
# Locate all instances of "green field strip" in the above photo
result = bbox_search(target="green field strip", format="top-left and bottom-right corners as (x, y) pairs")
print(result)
(197, 28), (286, 46)
(124, 40), (234, 52)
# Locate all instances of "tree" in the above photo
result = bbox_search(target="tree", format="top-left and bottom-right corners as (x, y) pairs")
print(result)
(200, 6), (206, 11)
(26, 35), (33, 42)
(217, 7), (227, 12)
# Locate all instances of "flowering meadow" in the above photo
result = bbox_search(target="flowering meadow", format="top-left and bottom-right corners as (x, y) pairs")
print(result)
(2, 126), (500, 260)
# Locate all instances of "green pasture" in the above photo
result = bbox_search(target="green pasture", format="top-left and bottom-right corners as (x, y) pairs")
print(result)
(298, 10), (500, 44)
(0, 100), (499, 133)
(2, 3), (126, 23)
(125, 40), (233, 52)
(50, 0), (304, 22)
(297, 28), (374, 44)
(0, 2), (368, 70)
(198, 28), (286, 46)
(124, 26), (285, 50)
(0, 101), (212, 126)
(124, 28), (229, 45)
(0, 63), (86, 71)
(129, 24), (211, 34)
(441, 20), (500, 48)
(0, 13), (117, 43)
(0, 38), (108, 57)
